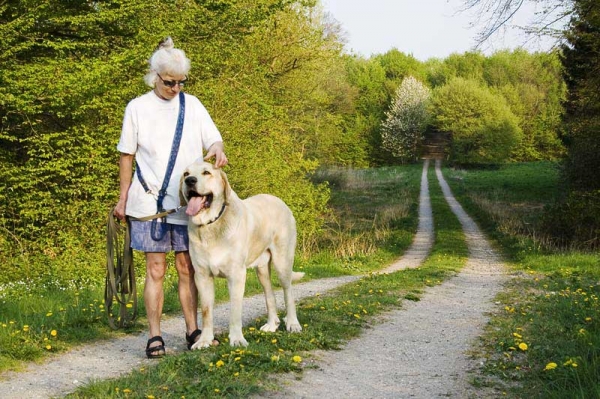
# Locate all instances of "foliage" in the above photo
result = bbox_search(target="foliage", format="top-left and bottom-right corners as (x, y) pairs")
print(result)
(0, 0), (349, 284)
(342, 55), (390, 166)
(485, 50), (566, 161)
(431, 77), (523, 164)
(380, 76), (431, 162)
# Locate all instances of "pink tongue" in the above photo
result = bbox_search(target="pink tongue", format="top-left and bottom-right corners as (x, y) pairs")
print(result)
(186, 196), (206, 216)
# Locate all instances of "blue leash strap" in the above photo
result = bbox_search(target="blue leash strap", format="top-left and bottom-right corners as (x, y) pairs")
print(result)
(135, 91), (186, 240)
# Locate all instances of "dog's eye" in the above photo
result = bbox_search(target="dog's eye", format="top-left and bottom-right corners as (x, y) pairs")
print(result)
(202, 171), (211, 176)
(183, 172), (190, 177)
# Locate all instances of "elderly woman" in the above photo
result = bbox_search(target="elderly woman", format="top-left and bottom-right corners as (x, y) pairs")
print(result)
(114, 37), (226, 358)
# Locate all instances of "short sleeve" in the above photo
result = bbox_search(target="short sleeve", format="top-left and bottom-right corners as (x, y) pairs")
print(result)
(116, 102), (138, 155)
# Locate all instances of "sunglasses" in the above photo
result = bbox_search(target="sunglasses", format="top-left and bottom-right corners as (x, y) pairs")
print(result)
(157, 73), (187, 88)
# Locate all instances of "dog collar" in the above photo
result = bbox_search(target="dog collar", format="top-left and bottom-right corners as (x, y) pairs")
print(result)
(201, 203), (227, 227)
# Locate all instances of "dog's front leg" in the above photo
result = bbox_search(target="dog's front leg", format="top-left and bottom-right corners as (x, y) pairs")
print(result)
(191, 271), (216, 349)
(228, 269), (248, 347)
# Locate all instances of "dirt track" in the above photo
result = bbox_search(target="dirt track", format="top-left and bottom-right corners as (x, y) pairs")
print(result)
(0, 160), (506, 398)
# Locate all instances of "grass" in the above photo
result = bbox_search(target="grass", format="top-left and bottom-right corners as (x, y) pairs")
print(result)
(444, 161), (600, 398)
(63, 161), (470, 398)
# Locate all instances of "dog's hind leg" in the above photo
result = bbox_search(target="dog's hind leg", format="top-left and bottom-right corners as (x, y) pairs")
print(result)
(271, 248), (302, 333)
(256, 259), (281, 332)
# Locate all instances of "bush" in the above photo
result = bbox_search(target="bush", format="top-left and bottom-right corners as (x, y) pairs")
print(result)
(431, 77), (523, 164)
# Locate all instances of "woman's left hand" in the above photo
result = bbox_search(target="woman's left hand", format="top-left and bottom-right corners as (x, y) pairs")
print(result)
(204, 141), (228, 168)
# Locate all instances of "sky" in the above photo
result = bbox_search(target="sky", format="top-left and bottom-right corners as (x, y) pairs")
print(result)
(320, 0), (560, 61)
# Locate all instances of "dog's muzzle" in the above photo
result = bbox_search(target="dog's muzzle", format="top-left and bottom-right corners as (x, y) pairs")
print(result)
(184, 176), (213, 216)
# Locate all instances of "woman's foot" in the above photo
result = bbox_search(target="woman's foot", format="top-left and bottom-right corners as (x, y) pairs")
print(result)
(145, 336), (166, 358)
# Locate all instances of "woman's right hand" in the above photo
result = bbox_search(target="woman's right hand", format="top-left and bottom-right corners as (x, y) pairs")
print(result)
(114, 199), (127, 222)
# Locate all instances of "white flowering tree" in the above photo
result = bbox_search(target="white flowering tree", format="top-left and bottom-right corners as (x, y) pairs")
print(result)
(381, 76), (431, 162)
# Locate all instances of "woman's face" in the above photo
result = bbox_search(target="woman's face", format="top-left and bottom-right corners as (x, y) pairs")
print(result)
(154, 72), (187, 100)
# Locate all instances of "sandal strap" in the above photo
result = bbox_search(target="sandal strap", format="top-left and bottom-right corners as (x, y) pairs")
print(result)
(146, 335), (165, 348)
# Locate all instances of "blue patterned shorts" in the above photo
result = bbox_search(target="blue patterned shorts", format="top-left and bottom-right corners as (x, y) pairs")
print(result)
(129, 220), (189, 252)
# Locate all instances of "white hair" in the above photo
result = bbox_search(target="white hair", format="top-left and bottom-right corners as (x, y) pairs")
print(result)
(143, 37), (191, 87)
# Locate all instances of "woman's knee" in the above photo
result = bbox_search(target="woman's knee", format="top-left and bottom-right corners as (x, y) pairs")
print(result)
(146, 254), (167, 281)
(175, 251), (194, 277)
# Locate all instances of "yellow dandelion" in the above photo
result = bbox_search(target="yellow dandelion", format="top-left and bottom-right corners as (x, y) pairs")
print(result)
(216, 360), (225, 368)
(23, 325), (29, 332)
(271, 339), (277, 344)
(271, 355), (279, 361)
(51, 330), (57, 337)
(518, 343), (528, 351)
(292, 355), (302, 363)
(353, 314), (360, 319)
(45, 345), (52, 350)
(544, 362), (558, 371)
(579, 328), (586, 335)
(249, 327), (256, 331)
(214, 389), (220, 393)
(123, 388), (132, 393)
(126, 303), (133, 308)
(46, 312), (53, 317)
(585, 317), (592, 322)
(513, 332), (522, 339)
(234, 357), (241, 361)
(146, 395), (155, 399)
(234, 372), (240, 377)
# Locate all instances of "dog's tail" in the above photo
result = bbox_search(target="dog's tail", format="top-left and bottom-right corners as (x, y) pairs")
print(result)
(291, 271), (305, 282)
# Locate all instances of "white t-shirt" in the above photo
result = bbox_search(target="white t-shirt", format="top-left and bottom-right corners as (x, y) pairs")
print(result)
(117, 91), (223, 225)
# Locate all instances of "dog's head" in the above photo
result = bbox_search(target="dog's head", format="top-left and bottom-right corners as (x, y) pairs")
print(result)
(179, 160), (231, 223)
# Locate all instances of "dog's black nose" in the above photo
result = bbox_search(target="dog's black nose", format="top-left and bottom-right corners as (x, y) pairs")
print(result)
(185, 176), (197, 187)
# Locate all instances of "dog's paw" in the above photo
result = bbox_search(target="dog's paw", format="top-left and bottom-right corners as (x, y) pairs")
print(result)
(229, 334), (249, 347)
(260, 319), (280, 333)
(191, 337), (214, 350)
(284, 316), (302, 333)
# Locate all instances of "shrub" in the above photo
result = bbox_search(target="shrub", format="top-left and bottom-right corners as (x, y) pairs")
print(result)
(431, 77), (523, 164)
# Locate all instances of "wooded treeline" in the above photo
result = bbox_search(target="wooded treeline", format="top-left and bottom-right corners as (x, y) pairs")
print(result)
(0, 0), (595, 285)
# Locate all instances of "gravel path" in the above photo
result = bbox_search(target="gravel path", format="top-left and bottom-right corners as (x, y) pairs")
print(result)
(0, 160), (506, 398)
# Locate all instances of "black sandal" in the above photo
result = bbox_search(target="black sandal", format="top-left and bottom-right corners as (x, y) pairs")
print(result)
(145, 336), (165, 359)
(186, 329), (220, 350)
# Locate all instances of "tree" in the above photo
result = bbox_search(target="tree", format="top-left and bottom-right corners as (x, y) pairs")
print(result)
(543, 0), (600, 248)
(431, 77), (522, 164)
(459, 0), (572, 46)
(380, 76), (431, 162)
(561, 0), (600, 192)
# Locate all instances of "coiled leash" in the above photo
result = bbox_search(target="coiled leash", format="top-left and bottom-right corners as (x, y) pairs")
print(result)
(105, 209), (138, 329)
(105, 91), (185, 329)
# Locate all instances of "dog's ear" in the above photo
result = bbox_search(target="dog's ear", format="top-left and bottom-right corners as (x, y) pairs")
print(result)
(220, 169), (232, 204)
(179, 173), (187, 206)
